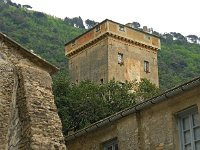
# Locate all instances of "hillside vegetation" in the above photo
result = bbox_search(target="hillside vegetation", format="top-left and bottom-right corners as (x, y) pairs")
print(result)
(0, 0), (84, 68)
(0, 0), (200, 90)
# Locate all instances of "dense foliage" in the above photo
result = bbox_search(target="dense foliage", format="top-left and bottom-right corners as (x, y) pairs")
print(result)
(53, 72), (159, 135)
(158, 38), (200, 90)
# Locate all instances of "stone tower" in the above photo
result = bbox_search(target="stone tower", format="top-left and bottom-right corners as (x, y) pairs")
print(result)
(65, 19), (160, 86)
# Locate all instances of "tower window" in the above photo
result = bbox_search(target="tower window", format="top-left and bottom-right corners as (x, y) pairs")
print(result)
(96, 25), (100, 32)
(119, 25), (125, 32)
(144, 61), (150, 73)
(118, 53), (124, 65)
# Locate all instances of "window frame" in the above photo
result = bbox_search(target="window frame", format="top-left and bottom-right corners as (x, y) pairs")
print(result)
(96, 25), (100, 32)
(103, 138), (118, 150)
(118, 53), (124, 65)
(144, 60), (150, 73)
(176, 106), (200, 150)
(119, 25), (125, 32)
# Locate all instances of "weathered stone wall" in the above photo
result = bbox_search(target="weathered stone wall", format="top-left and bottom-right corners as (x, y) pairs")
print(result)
(108, 37), (159, 85)
(140, 86), (200, 150)
(15, 64), (66, 149)
(0, 57), (15, 150)
(7, 68), (22, 150)
(65, 21), (107, 55)
(107, 21), (160, 49)
(68, 38), (108, 83)
(0, 36), (66, 149)
(66, 85), (200, 150)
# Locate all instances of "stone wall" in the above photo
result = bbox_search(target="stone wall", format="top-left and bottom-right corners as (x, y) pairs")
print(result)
(107, 37), (159, 85)
(0, 34), (66, 150)
(0, 58), (15, 150)
(65, 21), (108, 55)
(7, 67), (21, 150)
(68, 38), (108, 84)
(66, 85), (200, 150)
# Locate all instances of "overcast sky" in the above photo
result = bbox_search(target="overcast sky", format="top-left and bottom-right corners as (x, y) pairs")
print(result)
(12, 0), (200, 37)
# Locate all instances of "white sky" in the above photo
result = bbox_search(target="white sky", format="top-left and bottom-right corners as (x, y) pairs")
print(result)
(12, 0), (200, 37)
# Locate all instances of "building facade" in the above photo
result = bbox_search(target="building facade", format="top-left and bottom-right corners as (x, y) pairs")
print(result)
(66, 77), (200, 150)
(65, 19), (160, 86)
(0, 32), (66, 150)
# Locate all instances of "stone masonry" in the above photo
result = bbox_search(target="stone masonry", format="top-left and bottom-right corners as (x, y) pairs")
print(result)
(0, 32), (66, 150)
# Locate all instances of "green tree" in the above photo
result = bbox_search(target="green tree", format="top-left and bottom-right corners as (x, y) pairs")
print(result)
(135, 78), (160, 100)
(85, 19), (98, 29)
(53, 74), (160, 135)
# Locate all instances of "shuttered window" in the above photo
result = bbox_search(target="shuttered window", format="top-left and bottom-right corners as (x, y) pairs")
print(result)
(177, 106), (200, 150)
